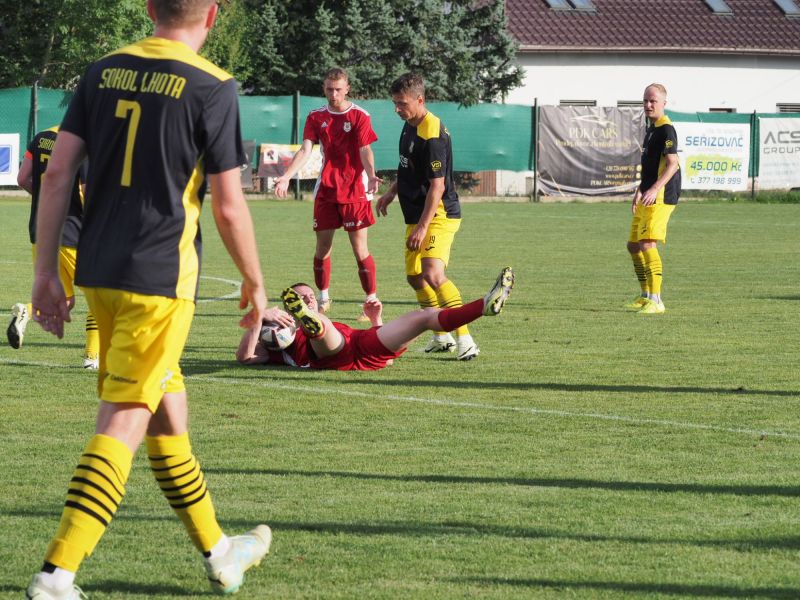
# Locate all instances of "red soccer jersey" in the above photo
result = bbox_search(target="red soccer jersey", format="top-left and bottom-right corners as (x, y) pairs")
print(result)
(303, 103), (378, 203)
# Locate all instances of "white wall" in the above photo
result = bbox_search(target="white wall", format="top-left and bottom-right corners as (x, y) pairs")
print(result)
(489, 52), (799, 196)
(506, 52), (800, 113)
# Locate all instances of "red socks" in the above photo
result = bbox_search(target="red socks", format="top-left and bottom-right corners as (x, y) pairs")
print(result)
(436, 299), (484, 332)
(313, 256), (331, 292)
(356, 255), (377, 296)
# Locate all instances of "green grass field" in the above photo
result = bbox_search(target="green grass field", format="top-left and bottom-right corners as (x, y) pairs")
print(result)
(1, 197), (799, 599)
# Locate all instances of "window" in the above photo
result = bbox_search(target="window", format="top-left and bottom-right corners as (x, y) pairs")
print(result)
(777, 103), (800, 113)
(560, 99), (597, 107)
(617, 100), (642, 108)
(774, 0), (800, 16)
(704, 0), (733, 14)
(569, 0), (597, 11)
(545, 0), (571, 9)
(708, 107), (737, 113)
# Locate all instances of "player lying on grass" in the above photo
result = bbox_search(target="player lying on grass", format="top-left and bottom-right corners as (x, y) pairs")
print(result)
(236, 267), (514, 371)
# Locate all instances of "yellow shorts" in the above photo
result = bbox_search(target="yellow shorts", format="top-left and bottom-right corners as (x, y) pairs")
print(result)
(82, 287), (195, 412)
(404, 217), (462, 276)
(629, 203), (676, 243)
(32, 244), (77, 298)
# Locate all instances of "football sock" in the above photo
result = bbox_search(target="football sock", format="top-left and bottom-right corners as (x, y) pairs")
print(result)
(365, 293), (377, 302)
(356, 255), (377, 296)
(319, 289), (329, 302)
(630, 250), (649, 294)
(437, 298), (483, 332)
(435, 280), (469, 338)
(313, 256), (331, 294)
(44, 434), (132, 572)
(146, 433), (223, 554)
(85, 312), (99, 358)
(642, 246), (663, 298)
(415, 285), (445, 336)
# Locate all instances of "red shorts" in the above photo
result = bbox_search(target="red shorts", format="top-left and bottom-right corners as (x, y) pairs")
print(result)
(312, 324), (405, 371)
(313, 200), (375, 232)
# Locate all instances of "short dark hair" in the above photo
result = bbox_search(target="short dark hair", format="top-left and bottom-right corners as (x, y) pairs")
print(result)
(151, 0), (215, 27)
(290, 282), (313, 290)
(390, 73), (425, 99)
(323, 67), (349, 83)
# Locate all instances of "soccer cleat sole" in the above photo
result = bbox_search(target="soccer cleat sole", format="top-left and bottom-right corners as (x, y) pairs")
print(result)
(483, 267), (515, 316)
(281, 288), (324, 337)
(7, 303), (29, 349)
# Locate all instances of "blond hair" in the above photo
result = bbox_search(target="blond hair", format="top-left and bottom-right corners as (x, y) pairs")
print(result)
(645, 83), (668, 98)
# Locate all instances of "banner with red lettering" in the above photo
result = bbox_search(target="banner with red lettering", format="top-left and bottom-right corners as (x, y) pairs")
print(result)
(537, 106), (644, 196)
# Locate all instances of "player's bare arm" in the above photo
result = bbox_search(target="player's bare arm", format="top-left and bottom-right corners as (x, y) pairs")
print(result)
(407, 177), (444, 251)
(236, 322), (271, 365)
(641, 153), (679, 205)
(32, 131), (85, 337)
(376, 181), (397, 216)
(274, 139), (313, 198)
(209, 168), (268, 329)
(358, 145), (382, 194)
(17, 155), (33, 194)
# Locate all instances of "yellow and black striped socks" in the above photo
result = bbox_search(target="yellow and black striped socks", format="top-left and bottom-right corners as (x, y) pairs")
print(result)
(630, 250), (649, 294)
(84, 312), (99, 359)
(642, 246), (663, 298)
(146, 433), (223, 553)
(435, 280), (469, 338)
(415, 285), (447, 336)
(44, 434), (132, 572)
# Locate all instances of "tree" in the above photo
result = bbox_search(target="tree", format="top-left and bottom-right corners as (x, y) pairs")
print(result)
(205, 0), (523, 104)
(0, 0), (151, 89)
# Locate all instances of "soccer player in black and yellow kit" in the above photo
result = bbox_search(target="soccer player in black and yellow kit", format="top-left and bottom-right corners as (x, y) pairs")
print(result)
(9, 126), (100, 368)
(376, 73), (479, 361)
(625, 83), (681, 315)
(26, 1), (293, 597)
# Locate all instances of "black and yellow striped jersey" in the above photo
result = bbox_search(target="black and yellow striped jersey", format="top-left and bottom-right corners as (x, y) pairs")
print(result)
(26, 127), (84, 247)
(60, 37), (246, 300)
(640, 115), (681, 205)
(396, 111), (461, 225)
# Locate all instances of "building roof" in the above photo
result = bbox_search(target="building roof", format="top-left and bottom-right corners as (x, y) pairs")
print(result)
(507, 0), (800, 55)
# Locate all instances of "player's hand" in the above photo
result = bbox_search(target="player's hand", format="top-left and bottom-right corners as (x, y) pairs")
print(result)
(631, 189), (642, 214)
(263, 306), (294, 328)
(239, 280), (267, 329)
(375, 193), (394, 217)
(274, 177), (289, 198)
(641, 187), (658, 206)
(31, 272), (71, 339)
(362, 298), (383, 327)
(367, 175), (383, 195)
(406, 225), (426, 251)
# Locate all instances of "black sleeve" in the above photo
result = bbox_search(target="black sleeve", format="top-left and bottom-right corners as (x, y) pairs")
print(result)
(663, 125), (678, 155)
(202, 78), (247, 174)
(424, 137), (448, 179)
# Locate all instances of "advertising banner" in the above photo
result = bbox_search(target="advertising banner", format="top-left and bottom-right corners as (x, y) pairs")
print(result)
(0, 133), (20, 186)
(537, 106), (644, 196)
(257, 143), (322, 179)
(678, 122), (750, 191)
(758, 118), (800, 190)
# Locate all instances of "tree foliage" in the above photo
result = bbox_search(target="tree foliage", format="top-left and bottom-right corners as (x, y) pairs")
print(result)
(0, 0), (151, 88)
(205, 0), (523, 104)
(0, 0), (523, 103)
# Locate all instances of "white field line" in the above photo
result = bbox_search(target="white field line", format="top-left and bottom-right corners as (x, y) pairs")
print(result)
(197, 275), (241, 303)
(2, 357), (798, 441)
